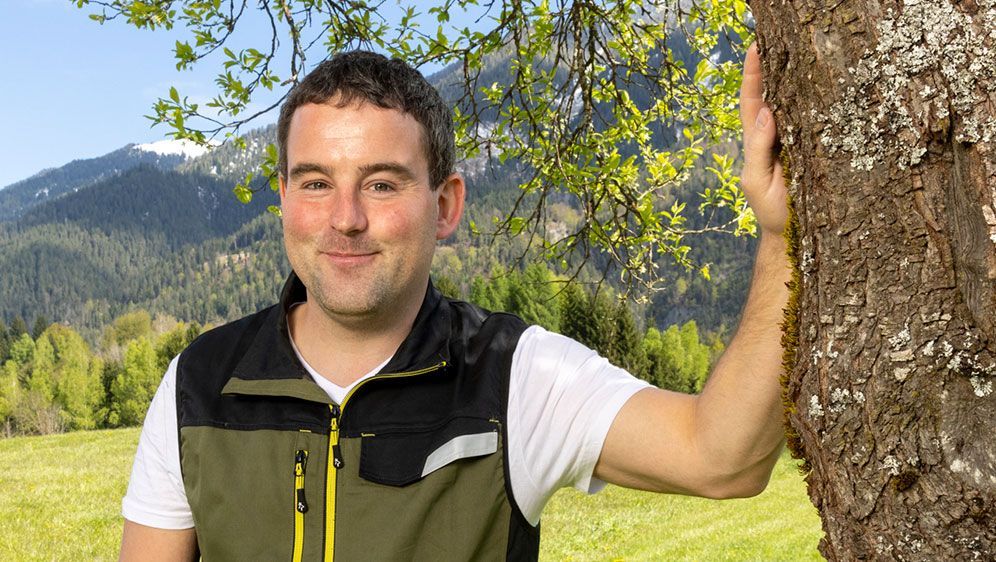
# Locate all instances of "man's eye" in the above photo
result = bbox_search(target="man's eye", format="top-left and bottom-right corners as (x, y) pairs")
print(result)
(370, 182), (395, 193)
(303, 181), (329, 190)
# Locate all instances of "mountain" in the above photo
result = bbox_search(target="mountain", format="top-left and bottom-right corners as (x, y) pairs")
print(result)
(0, 140), (211, 221)
(0, 162), (281, 335)
(17, 164), (271, 249)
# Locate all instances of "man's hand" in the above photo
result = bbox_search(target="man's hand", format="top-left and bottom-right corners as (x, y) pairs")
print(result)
(740, 43), (788, 237)
(593, 43), (790, 498)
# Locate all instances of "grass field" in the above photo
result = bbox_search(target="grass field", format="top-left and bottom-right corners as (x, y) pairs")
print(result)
(0, 428), (823, 561)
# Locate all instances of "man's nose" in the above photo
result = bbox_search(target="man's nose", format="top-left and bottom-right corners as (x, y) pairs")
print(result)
(329, 188), (368, 234)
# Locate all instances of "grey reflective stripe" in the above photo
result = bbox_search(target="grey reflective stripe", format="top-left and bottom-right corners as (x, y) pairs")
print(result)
(421, 432), (499, 477)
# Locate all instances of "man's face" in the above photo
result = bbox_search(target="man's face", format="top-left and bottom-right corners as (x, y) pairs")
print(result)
(279, 100), (462, 324)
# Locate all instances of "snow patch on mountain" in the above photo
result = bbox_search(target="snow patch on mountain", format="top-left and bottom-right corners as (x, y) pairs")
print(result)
(133, 139), (215, 159)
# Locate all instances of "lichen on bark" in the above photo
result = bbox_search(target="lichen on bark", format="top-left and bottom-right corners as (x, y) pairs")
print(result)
(816, 0), (996, 170)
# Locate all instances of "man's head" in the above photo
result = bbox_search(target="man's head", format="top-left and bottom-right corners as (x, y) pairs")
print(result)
(276, 51), (465, 331)
(277, 50), (455, 188)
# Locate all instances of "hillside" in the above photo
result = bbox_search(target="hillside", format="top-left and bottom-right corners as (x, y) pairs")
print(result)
(0, 165), (280, 335)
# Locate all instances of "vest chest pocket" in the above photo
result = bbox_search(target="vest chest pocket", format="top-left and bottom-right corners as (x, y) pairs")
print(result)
(358, 417), (500, 486)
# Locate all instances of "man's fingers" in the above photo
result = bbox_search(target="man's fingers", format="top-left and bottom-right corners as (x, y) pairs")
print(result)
(740, 44), (764, 127)
(740, 43), (778, 190)
(743, 105), (777, 167)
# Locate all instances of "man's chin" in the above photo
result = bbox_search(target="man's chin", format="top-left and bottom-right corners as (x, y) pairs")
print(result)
(311, 291), (383, 321)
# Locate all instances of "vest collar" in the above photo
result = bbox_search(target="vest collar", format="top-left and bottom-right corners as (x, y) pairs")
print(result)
(224, 272), (451, 401)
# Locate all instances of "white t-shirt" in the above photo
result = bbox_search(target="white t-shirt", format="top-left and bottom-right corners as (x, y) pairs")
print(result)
(121, 325), (651, 528)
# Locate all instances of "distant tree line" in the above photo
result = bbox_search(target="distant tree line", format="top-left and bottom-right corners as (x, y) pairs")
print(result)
(1, 264), (722, 437)
(0, 311), (199, 437)
(453, 263), (723, 393)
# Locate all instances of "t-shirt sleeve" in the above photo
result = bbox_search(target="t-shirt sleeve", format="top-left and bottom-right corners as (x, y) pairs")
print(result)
(506, 325), (653, 525)
(121, 355), (194, 529)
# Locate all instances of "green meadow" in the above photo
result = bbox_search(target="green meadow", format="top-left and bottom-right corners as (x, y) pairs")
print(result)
(0, 429), (823, 561)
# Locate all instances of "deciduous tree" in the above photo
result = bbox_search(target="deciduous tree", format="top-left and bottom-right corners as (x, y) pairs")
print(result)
(752, 1), (996, 558)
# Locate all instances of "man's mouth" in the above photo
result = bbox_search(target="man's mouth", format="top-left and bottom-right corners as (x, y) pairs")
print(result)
(320, 250), (378, 266)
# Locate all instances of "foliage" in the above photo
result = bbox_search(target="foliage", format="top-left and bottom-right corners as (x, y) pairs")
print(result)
(154, 321), (202, 373)
(41, 325), (104, 430)
(643, 320), (711, 392)
(108, 337), (160, 427)
(76, 0), (757, 290)
(558, 282), (596, 348)
(0, 315), (203, 436)
(0, 362), (20, 434)
(102, 310), (154, 350)
(434, 275), (461, 300)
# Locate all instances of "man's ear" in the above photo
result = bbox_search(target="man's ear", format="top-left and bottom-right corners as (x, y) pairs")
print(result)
(435, 173), (466, 240)
(278, 174), (287, 200)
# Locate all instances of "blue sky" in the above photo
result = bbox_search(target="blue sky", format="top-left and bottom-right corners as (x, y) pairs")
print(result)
(0, 0), (462, 189)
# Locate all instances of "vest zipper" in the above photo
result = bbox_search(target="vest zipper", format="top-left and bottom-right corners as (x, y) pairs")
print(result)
(293, 449), (309, 562)
(322, 360), (447, 562)
(324, 404), (340, 562)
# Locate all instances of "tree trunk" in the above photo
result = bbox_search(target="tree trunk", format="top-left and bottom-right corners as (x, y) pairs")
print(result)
(750, 1), (996, 559)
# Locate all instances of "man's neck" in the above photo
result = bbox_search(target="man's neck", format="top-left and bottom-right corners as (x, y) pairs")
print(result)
(287, 290), (425, 388)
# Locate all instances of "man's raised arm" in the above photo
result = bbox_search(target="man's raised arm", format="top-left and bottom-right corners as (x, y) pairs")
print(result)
(594, 44), (791, 498)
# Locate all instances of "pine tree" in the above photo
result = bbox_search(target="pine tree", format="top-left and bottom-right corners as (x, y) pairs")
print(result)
(559, 283), (595, 349)
(9, 316), (27, 339)
(586, 289), (616, 358)
(608, 301), (647, 378)
(469, 276), (492, 310)
(646, 325), (689, 392)
(519, 264), (560, 332)
(154, 322), (201, 373)
(434, 276), (461, 300)
(31, 315), (50, 340)
(0, 319), (9, 364)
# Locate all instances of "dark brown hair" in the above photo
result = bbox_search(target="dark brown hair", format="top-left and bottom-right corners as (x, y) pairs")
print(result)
(277, 51), (454, 188)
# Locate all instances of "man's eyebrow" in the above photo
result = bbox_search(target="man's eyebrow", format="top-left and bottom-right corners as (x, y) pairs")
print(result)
(288, 162), (334, 179)
(358, 162), (419, 182)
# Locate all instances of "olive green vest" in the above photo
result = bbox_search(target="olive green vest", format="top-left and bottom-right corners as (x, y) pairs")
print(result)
(176, 274), (538, 561)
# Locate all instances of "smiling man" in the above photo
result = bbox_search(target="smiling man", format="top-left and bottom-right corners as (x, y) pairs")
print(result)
(119, 47), (789, 561)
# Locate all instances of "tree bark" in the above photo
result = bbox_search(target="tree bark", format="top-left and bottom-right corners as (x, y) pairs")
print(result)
(750, 1), (996, 560)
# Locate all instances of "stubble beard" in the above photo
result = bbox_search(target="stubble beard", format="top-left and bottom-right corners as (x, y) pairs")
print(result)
(306, 268), (395, 322)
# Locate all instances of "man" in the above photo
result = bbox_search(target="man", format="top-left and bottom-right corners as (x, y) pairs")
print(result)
(119, 44), (788, 560)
